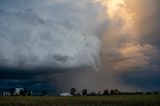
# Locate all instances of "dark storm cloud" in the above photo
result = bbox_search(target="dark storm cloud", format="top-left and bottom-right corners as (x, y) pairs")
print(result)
(0, 0), (105, 72)
(0, 0), (108, 88)
(121, 69), (160, 90)
(0, 80), (55, 93)
(0, 66), (91, 80)
(0, 0), (160, 91)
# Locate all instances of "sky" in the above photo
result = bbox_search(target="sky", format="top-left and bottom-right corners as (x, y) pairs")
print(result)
(0, 0), (160, 92)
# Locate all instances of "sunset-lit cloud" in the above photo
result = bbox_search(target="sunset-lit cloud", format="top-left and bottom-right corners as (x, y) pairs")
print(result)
(113, 42), (158, 71)
(94, 0), (160, 73)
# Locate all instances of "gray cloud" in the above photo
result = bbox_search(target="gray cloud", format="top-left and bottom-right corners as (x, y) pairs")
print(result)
(0, 0), (105, 72)
(0, 0), (109, 91)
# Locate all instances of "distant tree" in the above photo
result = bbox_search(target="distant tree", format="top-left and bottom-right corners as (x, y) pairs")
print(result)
(77, 93), (81, 96)
(9, 88), (15, 96)
(27, 91), (32, 96)
(23, 88), (27, 96)
(153, 91), (159, 94)
(19, 90), (23, 96)
(82, 89), (87, 96)
(71, 88), (76, 96)
(53, 89), (56, 96)
(146, 91), (152, 94)
(110, 89), (114, 95)
(103, 89), (109, 95)
(88, 92), (97, 96)
(115, 89), (119, 94)
(98, 91), (102, 96)
(110, 89), (119, 95)
(41, 90), (47, 96)
(20, 88), (27, 96)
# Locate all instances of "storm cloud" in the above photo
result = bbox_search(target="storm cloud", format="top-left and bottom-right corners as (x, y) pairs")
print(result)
(0, 0), (160, 91)
(0, 0), (105, 72)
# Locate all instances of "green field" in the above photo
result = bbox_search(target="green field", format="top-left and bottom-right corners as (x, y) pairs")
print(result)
(0, 95), (160, 106)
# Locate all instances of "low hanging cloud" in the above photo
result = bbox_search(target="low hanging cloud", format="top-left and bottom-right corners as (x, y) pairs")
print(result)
(0, 0), (105, 73)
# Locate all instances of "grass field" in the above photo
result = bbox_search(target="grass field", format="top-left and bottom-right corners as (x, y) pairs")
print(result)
(0, 95), (160, 106)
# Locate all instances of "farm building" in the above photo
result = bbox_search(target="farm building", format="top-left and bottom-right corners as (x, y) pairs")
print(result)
(3, 91), (11, 96)
(60, 93), (72, 96)
(14, 88), (24, 95)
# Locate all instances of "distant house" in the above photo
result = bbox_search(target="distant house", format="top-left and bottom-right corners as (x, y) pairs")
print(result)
(1, 88), (33, 96)
(3, 91), (11, 96)
(14, 88), (24, 96)
(60, 93), (72, 96)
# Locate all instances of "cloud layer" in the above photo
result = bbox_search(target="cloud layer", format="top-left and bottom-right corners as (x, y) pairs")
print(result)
(0, 0), (105, 72)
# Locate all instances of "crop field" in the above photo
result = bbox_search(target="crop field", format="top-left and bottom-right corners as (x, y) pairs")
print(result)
(0, 95), (160, 106)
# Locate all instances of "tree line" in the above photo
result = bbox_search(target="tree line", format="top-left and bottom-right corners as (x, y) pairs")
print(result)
(1, 87), (160, 96)
(70, 88), (160, 96)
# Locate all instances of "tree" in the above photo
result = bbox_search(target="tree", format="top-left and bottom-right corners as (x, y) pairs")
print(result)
(110, 89), (119, 95)
(97, 91), (103, 96)
(114, 89), (119, 94)
(70, 88), (76, 96)
(82, 89), (87, 96)
(110, 89), (114, 95)
(103, 89), (109, 95)
(27, 91), (32, 96)
(20, 88), (27, 96)
(77, 93), (81, 96)
(9, 88), (15, 96)
(41, 90), (47, 96)
(88, 92), (97, 96)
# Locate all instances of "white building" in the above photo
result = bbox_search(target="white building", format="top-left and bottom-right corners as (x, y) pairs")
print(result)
(3, 92), (11, 96)
(14, 88), (24, 95)
(60, 93), (72, 96)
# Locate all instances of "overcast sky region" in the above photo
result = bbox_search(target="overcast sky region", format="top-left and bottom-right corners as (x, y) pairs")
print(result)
(0, 0), (160, 92)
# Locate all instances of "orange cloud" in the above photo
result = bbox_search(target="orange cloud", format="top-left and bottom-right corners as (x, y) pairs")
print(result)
(115, 43), (157, 71)
(94, 0), (160, 72)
